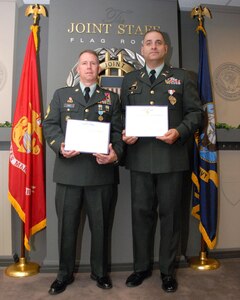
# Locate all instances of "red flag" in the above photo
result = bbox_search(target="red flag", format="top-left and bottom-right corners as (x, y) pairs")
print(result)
(8, 26), (46, 251)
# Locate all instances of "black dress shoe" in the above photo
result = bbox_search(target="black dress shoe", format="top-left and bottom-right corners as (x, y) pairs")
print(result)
(126, 270), (152, 287)
(161, 273), (178, 293)
(48, 276), (74, 295)
(90, 273), (112, 289)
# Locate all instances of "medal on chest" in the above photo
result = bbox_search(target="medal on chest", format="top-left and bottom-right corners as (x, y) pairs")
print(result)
(98, 104), (104, 121)
(168, 90), (177, 105)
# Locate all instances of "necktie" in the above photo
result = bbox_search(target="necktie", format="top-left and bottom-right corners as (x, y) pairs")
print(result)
(84, 87), (90, 103)
(149, 69), (156, 84)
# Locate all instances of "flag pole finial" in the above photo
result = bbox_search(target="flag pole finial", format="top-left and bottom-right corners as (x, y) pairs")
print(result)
(191, 5), (212, 33)
(25, 4), (47, 51)
(25, 4), (47, 25)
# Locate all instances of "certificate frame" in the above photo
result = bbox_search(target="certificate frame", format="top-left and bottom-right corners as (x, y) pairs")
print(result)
(64, 119), (110, 154)
(125, 105), (169, 137)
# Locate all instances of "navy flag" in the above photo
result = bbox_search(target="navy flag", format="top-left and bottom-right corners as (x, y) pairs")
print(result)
(191, 25), (218, 249)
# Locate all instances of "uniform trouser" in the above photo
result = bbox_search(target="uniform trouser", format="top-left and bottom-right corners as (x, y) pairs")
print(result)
(55, 183), (113, 281)
(130, 171), (183, 275)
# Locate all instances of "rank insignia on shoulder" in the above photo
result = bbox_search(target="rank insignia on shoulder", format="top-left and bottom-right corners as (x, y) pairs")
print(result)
(165, 77), (181, 85)
(67, 97), (73, 103)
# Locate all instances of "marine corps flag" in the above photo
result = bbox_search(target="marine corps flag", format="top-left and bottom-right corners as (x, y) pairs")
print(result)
(191, 24), (218, 249)
(8, 25), (46, 251)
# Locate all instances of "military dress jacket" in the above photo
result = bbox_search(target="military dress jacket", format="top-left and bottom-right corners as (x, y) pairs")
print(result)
(120, 64), (203, 174)
(43, 85), (123, 186)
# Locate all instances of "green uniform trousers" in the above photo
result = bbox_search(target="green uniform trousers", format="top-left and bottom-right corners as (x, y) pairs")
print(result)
(55, 183), (113, 281)
(130, 171), (183, 275)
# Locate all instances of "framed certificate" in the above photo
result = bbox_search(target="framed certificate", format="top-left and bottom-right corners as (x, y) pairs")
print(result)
(125, 105), (169, 137)
(64, 119), (110, 154)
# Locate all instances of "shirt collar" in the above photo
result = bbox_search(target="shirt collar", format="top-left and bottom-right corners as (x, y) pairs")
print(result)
(146, 63), (164, 79)
(79, 82), (97, 97)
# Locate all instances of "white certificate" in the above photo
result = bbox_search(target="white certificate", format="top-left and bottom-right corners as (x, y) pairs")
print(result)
(125, 105), (169, 137)
(64, 119), (110, 154)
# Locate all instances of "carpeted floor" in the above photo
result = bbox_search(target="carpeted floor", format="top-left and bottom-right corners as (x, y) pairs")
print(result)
(0, 258), (240, 300)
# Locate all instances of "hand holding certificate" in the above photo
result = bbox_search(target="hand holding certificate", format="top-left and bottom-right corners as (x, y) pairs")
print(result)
(64, 119), (110, 154)
(125, 105), (169, 137)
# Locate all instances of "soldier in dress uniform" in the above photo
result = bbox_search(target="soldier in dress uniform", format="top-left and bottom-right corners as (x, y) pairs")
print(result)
(121, 30), (203, 292)
(43, 50), (123, 295)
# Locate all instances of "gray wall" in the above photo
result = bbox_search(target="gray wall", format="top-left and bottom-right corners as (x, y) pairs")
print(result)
(11, 0), (203, 270)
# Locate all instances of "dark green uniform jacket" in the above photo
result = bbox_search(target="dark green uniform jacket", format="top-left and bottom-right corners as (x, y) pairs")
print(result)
(121, 64), (203, 173)
(43, 85), (123, 186)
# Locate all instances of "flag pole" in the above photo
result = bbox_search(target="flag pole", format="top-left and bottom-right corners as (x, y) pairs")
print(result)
(189, 236), (220, 270)
(5, 221), (40, 277)
(189, 5), (220, 271)
(5, 4), (47, 278)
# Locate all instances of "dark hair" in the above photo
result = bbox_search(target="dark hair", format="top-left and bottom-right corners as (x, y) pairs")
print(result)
(78, 49), (99, 62)
(142, 29), (166, 44)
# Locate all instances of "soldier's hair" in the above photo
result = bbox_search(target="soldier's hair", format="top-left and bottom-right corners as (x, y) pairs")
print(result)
(78, 49), (99, 63)
(142, 29), (167, 44)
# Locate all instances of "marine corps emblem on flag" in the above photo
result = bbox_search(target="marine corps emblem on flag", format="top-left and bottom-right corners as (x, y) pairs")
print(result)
(12, 108), (43, 155)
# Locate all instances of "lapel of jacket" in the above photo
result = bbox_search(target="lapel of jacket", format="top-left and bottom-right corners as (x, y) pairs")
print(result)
(154, 64), (174, 86)
(72, 85), (86, 106)
(138, 67), (150, 86)
(138, 65), (174, 87)
(71, 85), (104, 107)
(86, 85), (106, 107)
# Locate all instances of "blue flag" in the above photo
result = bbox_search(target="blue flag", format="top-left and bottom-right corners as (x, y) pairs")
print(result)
(191, 26), (218, 249)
